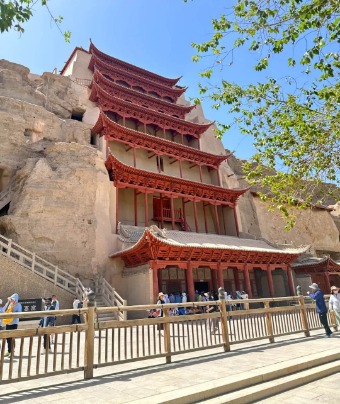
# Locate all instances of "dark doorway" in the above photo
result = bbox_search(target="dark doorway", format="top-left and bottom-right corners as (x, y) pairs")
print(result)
(194, 281), (209, 293)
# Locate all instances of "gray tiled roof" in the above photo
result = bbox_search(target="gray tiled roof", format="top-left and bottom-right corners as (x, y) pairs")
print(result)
(117, 224), (307, 255)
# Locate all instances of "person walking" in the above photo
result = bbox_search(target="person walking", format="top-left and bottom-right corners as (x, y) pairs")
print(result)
(329, 285), (340, 327)
(307, 283), (332, 337)
(3, 293), (22, 358)
(157, 292), (165, 331)
(39, 298), (56, 353)
(71, 297), (81, 324)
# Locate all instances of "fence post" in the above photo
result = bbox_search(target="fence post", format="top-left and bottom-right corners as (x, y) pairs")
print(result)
(264, 301), (275, 343)
(218, 287), (230, 352)
(329, 310), (338, 332)
(84, 289), (95, 380)
(298, 296), (310, 337)
(163, 308), (171, 364)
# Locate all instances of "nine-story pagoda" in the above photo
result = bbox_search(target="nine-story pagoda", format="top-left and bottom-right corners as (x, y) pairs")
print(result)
(61, 42), (307, 305)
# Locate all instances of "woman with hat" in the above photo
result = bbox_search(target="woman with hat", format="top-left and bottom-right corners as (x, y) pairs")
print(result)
(307, 283), (332, 337)
(329, 286), (340, 327)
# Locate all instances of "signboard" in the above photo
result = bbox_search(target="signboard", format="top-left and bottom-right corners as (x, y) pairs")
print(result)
(19, 298), (43, 321)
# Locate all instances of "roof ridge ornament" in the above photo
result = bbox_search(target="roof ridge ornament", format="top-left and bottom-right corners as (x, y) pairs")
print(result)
(148, 225), (167, 239)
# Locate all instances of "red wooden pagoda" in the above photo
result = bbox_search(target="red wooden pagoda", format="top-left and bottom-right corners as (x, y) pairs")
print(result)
(61, 42), (308, 303)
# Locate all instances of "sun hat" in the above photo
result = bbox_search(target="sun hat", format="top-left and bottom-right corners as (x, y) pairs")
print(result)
(158, 292), (164, 297)
(330, 286), (339, 291)
(309, 283), (319, 290)
(204, 292), (209, 297)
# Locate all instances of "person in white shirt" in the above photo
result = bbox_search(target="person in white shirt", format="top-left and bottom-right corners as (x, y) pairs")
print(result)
(329, 285), (340, 327)
(72, 297), (81, 324)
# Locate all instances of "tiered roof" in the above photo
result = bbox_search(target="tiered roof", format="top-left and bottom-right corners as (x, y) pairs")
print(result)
(111, 225), (307, 267)
(89, 55), (186, 101)
(93, 112), (229, 169)
(90, 80), (212, 137)
(105, 154), (247, 206)
(89, 41), (182, 87)
(92, 69), (194, 119)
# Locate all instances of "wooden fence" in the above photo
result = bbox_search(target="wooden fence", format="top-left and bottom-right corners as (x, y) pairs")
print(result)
(0, 289), (337, 384)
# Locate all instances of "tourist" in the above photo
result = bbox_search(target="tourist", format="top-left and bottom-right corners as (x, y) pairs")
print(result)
(3, 293), (22, 358)
(51, 294), (60, 310)
(39, 298), (55, 353)
(178, 292), (187, 315)
(71, 297), (81, 324)
(235, 290), (243, 310)
(307, 283), (332, 337)
(329, 285), (340, 327)
(157, 292), (165, 331)
(207, 294), (219, 334)
(163, 294), (170, 304)
(241, 290), (249, 310)
(50, 294), (59, 343)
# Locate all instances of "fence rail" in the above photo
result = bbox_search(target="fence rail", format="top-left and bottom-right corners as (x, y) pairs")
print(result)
(0, 290), (337, 385)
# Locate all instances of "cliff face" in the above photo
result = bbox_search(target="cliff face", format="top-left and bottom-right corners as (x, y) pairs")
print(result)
(0, 60), (114, 279)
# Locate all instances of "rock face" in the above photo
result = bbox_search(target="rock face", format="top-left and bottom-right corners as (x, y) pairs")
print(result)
(0, 60), (114, 279)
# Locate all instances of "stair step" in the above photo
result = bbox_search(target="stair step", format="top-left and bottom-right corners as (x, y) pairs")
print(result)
(143, 348), (340, 404)
(204, 360), (340, 404)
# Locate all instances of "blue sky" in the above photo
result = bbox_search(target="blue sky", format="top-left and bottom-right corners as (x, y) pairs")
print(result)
(1, 0), (283, 160)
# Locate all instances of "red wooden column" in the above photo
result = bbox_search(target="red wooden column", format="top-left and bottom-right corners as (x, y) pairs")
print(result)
(233, 268), (240, 291)
(324, 272), (331, 292)
(150, 261), (159, 302)
(214, 204), (221, 235)
(133, 147), (136, 167)
(144, 192), (149, 226)
(134, 189), (138, 226)
(244, 265), (252, 298)
(233, 206), (240, 237)
(160, 194), (164, 228)
(193, 200), (199, 233)
(203, 203), (208, 233)
(179, 159), (183, 178)
(199, 165), (203, 182)
(211, 268), (218, 291)
(286, 265), (295, 296)
(182, 198), (187, 231)
(217, 262), (224, 289)
(267, 265), (275, 297)
(186, 262), (195, 302)
(170, 195), (175, 230)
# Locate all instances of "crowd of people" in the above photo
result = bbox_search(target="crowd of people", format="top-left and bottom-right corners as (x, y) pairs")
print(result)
(151, 284), (340, 338)
(148, 289), (249, 319)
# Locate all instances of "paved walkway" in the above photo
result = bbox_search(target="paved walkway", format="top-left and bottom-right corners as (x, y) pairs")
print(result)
(0, 330), (339, 403)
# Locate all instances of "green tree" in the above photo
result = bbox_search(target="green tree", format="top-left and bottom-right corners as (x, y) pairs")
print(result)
(191, 0), (340, 226)
(0, 0), (70, 41)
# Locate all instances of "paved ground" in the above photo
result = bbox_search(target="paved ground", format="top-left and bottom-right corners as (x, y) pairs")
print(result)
(0, 329), (339, 403)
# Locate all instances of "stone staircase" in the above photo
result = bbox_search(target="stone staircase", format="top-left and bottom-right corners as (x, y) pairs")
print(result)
(94, 295), (117, 322)
(149, 348), (340, 404)
(0, 233), (127, 319)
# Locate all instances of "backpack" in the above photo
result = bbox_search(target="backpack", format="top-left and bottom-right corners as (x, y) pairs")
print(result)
(77, 301), (83, 309)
